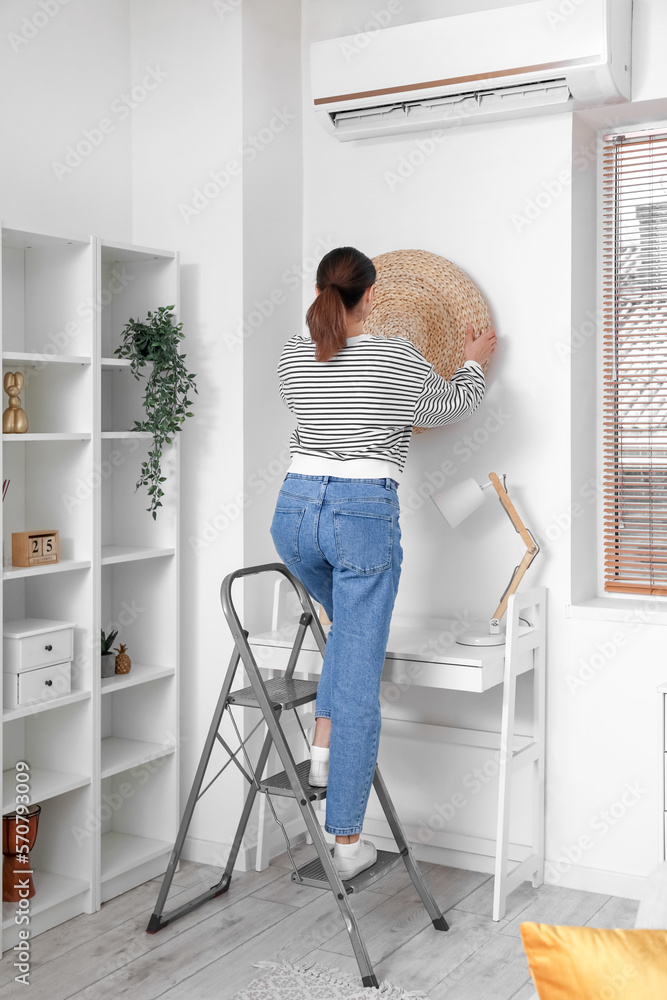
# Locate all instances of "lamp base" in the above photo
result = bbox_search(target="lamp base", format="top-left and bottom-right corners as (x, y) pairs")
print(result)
(456, 620), (506, 646)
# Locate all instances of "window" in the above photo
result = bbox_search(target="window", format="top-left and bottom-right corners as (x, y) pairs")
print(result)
(602, 127), (667, 595)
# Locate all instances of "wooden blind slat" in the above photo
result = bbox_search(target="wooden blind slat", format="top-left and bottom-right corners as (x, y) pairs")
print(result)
(602, 127), (667, 596)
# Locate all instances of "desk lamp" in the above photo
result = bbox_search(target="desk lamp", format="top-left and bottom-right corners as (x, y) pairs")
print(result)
(431, 473), (540, 646)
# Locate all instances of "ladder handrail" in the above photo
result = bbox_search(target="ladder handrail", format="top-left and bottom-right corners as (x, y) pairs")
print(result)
(220, 561), (327, 655)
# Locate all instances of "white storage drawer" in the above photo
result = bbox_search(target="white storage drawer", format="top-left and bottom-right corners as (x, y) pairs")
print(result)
(3, 618), (75, 672)
(3, 661), (72, 708)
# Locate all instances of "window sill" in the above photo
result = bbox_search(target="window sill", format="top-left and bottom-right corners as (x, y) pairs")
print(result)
(566, 597), (667, 626)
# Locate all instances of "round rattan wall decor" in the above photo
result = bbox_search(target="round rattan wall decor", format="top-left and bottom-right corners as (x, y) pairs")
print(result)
(362, 249), (492, 430)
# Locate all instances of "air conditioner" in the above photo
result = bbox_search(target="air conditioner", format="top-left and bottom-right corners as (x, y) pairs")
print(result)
(311, 0), (632, 141)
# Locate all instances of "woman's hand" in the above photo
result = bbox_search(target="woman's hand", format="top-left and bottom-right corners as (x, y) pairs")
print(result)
(464, 324), (497, 366)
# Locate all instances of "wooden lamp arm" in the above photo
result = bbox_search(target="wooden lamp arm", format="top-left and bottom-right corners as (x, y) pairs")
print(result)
(488, 472), (540, 624)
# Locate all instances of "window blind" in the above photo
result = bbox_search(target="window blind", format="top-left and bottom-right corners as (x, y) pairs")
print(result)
(602, 127), (667, 595)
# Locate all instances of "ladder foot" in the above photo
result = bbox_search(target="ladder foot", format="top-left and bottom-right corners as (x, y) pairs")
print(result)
(432, 915), (449, 932)
(146, 914), (166, 934)
(212, 872), (232, 897)
(362, 974), (379, 988)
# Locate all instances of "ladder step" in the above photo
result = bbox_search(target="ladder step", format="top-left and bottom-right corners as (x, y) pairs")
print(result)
(260, 758), (327, 801)
(228, 677), (318, 710)
(292, 848), (406, 893)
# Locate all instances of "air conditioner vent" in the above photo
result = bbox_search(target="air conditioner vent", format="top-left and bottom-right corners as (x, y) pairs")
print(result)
(330, 78), (572, 135)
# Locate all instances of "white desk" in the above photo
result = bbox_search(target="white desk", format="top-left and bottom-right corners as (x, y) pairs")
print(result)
(249, 585), (546, 920)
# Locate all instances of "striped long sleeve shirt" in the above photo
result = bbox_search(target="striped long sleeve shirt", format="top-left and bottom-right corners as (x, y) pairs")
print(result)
(278, 331), (485, 481)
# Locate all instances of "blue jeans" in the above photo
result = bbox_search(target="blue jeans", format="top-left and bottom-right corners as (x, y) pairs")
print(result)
(269, 473), (403, 835)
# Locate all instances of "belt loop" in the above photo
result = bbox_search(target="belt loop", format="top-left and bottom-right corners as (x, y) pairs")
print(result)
(384, 478), (391, 491)
(323, 475), (330, 485)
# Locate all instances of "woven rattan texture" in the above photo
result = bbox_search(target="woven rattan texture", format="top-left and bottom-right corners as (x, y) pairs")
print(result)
(363, 249), (491, 431)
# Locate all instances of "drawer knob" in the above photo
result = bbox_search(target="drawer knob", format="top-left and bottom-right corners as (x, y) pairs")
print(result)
(45, 644), (53, 651)
(45, 679), (53, 686)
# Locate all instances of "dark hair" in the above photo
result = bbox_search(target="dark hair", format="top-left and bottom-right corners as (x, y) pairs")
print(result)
(305, 247), (376, 362)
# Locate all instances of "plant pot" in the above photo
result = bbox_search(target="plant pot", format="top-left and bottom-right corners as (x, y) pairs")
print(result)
(3, 804), (41, 901)
(101, 652), (115, 677)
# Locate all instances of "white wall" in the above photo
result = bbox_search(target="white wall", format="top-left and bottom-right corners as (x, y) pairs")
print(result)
(129, 0), (247, 862)
(0, 0), (132, 238)
(286, 0), (667, 897)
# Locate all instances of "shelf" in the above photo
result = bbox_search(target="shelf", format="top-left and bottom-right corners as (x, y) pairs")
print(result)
(101, 663), (175, 693)
(2, 432), (91, 442)
(2, 352), (91, 366)
(2, 871), (90, 931)
(3, 689), (91, 723)
(2, 766), (90, 813)
(101, 546), (175, 565)
(101, 831), (172, 883)
(101, 357), (131, 369)
(100, 737), (176, 779)
(3, 559), (91, 580)
(101, 431), (153, 439)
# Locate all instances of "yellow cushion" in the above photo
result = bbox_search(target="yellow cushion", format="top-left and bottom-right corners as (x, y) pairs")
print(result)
(520, 922), (667, 999)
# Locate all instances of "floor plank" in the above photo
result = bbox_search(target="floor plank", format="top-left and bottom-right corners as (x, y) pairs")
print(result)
(0, 863), (286, 999)
(500, 885), (611, 938)
(0, 855), (641, 1000)
(454, 875), (549, 922)
(159, 888), (386, 999)
(429, 931), (534, 1000)
(66, 895), (296, 1000)
(584, 894), (639, 929)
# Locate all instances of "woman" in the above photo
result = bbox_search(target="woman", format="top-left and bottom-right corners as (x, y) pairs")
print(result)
(270, 246), (496, 880)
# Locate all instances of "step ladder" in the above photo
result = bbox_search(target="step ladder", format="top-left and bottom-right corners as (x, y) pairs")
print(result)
(146, 562), (448, 988)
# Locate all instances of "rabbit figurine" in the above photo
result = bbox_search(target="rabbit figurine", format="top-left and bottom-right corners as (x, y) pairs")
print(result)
(3, 372), (28, 433)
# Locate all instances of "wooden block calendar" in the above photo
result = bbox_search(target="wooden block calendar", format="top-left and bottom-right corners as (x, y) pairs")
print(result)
(12, 530), (59, 567)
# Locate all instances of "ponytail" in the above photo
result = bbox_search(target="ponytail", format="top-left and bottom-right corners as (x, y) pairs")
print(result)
(306, 247), (376, 363)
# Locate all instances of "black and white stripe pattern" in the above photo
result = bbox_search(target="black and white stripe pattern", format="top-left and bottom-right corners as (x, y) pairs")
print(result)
(278, 332), (485, 473)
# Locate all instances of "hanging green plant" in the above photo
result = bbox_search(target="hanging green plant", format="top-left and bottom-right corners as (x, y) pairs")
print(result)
(114, 305), (197, 519)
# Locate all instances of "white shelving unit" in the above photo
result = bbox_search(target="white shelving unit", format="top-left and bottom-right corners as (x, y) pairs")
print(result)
(0, 226), (180, 950)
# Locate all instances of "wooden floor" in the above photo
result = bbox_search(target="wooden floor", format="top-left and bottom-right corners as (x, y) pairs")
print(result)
(0, 845), (639, 999)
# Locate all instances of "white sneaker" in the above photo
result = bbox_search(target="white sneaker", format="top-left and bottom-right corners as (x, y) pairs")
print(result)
(333, 839), (377, 880)
(309, 745), (329, 787)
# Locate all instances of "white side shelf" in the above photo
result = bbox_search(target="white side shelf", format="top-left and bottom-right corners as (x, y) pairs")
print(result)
(101, 546), (175, 565)
(2, 766), (90, 813)
(101, 663), (174, 693)
(100, 737), (176, 779)
(2, 871), (90, 931)
(2, 352), (91, 366)
(2, 433), (91, 441)
(101, 357), (131, 369)
(3, 689), (91, 722)
(101, 431), (153, 439)
(1, 225), (180, 954)
(3, 559), (91, 580)
(101, 831), (172, 883)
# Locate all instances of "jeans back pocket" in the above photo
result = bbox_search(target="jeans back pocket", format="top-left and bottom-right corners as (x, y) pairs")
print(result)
(270, 506), (306, 565)
(333, 509), (393, 575)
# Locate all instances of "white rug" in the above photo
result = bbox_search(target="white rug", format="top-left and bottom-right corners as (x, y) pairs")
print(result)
(230, 960), (429, 999)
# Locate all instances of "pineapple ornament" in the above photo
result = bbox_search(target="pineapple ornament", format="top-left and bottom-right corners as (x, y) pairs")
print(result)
(114, 643), (131, 675)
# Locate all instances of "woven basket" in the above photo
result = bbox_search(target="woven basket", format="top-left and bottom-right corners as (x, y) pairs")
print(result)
(363, 249), (492, 431)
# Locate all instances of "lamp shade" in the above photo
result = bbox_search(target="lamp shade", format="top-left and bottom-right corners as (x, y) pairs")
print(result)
(431, 477), (489, 528)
